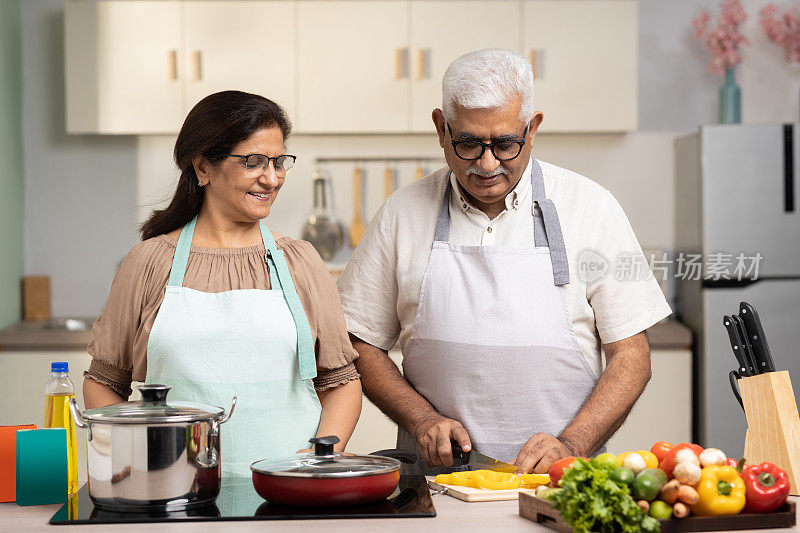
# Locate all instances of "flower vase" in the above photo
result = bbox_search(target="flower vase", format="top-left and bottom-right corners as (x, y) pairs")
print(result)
(719, 67), (741, 124)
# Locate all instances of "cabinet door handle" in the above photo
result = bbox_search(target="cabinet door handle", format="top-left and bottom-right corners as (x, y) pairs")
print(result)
(168, 49), (178, 81)
(529, 49), (543, 80)
(192, 50), (203, 82)
(417, 48), (430, 80)
(395, 48), (408, 80)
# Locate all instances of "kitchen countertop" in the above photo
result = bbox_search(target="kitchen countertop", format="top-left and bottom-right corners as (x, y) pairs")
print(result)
(0, 318), (692, 352)
(0, 318), (95, 351)
(2, 492), (797, 532)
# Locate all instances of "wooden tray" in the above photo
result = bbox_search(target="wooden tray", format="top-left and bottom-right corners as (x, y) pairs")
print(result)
(427, 479), (538, 502)
(519, 492), (797, 532)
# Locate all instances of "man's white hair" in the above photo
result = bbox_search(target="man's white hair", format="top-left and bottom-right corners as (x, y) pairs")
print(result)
(442, 49), (535, 124)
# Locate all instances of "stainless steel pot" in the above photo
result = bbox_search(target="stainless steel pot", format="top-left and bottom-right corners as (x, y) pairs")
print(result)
(68, 384), (236, 512)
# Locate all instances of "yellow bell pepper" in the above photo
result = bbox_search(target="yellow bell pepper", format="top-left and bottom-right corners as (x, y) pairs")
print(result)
(434, 470), (523, 490)
(520, 473), (551, 488)
(470, 470), (522, 490)
(691, 465), (746, 516)
(434, 471), (472, 487)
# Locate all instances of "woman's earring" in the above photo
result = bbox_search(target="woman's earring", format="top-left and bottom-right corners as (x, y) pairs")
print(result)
(198, 179), (204, 187)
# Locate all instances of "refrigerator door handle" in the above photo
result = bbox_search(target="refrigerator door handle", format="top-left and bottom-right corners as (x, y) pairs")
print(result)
(784, 124), (795, 213)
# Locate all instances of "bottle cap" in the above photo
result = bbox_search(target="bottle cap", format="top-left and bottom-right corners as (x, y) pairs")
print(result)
(51, 361), (69, 372)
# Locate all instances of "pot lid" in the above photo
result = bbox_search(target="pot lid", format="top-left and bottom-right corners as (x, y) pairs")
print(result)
(250, 436), (401, 478)
(82, 384), (225, 424)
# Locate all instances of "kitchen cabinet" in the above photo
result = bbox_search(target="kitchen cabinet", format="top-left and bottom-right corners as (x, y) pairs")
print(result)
(65, 0), (295, 134)
(183, 1), (295, 117)
(295, 0), (409, 133)
(65, 0), (637, 134)
(522, 0), (638, 132)
(409, 1), (520, 133)
(65, 0), (184, 134)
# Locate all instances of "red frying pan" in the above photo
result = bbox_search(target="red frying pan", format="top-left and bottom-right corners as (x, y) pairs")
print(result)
(250, 436), (416, 506)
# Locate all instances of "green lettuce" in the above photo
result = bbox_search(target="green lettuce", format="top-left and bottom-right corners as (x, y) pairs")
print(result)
(551, 458), (660, 533)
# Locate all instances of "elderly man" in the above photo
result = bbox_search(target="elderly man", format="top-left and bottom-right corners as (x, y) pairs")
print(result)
(337, 49), (671, 474)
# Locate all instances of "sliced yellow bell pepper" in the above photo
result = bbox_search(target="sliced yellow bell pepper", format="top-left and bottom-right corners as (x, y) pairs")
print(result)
(470, 470), (522, 490)
(434, 471), (472, 487)
(691, 465), (746, 516)
(434, 470), (524, 490)
(520, 473), (551, 488)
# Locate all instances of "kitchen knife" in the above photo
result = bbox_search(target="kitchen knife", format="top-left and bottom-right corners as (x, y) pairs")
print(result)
(731, 315), (759, 376)
(451, 444), (517, 473)
(739, 302), (777, 373)
(723, 315), (751, 376)
(729, 370), (744, 411)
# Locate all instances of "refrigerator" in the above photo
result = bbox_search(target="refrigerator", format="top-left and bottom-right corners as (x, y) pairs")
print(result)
(675, 124), (800, 457)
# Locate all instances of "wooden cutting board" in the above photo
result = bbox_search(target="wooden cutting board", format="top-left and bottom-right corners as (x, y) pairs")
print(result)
(519, 491), (797, 532)
(427, 478), (539, 502)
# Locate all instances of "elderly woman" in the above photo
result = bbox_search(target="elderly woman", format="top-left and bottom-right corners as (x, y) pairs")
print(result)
(83, 91), (361, 475)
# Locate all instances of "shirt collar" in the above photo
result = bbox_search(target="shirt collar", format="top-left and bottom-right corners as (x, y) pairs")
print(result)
(449, 158), (533, 214)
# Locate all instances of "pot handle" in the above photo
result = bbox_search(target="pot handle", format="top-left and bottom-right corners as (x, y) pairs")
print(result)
(219, 396), (237, 424)
(68, 397), (89, 429)
(369, 449), (417, 464)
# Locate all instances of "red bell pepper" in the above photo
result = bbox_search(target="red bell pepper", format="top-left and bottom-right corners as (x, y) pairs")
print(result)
(742, 462), (790, 513)
(659, 443), (704, 479)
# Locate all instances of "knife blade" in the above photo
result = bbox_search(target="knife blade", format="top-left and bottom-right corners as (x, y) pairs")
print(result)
(731, 315), (759, 376)
(451, 444), (517, 473)
(723, 315), (750, 376)
(739, 302), (777, 373)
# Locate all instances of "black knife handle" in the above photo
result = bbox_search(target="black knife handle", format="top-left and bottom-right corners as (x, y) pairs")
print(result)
(739, 302), (776, 373)
(731, 315), (759, 376)
(729, 370), (745, 412)
(723, 315), (750, 376)
(450, 442), (470, 466)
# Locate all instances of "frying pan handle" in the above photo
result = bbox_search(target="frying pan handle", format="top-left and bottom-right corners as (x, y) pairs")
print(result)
(369, 449), (417, 464)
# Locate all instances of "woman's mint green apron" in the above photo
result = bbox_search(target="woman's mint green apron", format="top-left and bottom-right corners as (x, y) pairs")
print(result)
(145, 217), (322, 476)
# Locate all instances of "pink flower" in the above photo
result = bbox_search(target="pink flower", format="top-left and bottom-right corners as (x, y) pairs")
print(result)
(692, 0), (749, 74)
(761, 2), (800, 63)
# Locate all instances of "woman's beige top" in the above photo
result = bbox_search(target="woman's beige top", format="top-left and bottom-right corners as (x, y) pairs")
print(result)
(85, 234), (359, 398)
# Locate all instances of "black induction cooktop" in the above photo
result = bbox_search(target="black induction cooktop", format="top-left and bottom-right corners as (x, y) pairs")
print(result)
(49, 475), (435, 524)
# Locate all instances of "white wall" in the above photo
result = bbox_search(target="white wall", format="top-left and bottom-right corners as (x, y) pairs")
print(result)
(21, 0), (139, 318)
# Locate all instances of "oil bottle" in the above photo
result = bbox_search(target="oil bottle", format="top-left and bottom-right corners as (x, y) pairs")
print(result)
(44, 361), (78, 494)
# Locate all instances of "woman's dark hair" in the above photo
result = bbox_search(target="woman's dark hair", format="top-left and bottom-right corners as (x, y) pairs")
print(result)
(140, 90), (292, 241)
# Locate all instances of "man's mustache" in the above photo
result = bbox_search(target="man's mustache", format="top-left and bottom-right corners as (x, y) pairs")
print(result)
(467, 166), (510, 177)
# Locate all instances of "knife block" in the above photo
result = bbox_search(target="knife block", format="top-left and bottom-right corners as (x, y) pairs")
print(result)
(739, 371), (800, 495)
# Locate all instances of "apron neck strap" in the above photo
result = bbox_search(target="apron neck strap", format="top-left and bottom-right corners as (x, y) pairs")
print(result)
(259, 223), (317, 381)
(530, 159), (570, 286)
(167, 217), (198, 288)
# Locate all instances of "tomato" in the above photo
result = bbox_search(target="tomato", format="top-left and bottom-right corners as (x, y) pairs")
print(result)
(650, 441), (675, 463)
(659, 443), (703, 479)
(549, 456), (577, 487)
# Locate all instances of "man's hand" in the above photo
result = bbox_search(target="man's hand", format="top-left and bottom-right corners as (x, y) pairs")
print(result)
(510, 433), (575, 474)
(412, 413), (472, 467)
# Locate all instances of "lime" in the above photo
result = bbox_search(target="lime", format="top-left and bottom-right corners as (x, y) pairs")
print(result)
(611, 466), (635, 486)
(591, 452), (618, 471)
(649, 500), (673, 520)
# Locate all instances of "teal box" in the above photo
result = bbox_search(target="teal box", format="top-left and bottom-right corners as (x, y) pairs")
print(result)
(16, 428), (68, 506)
